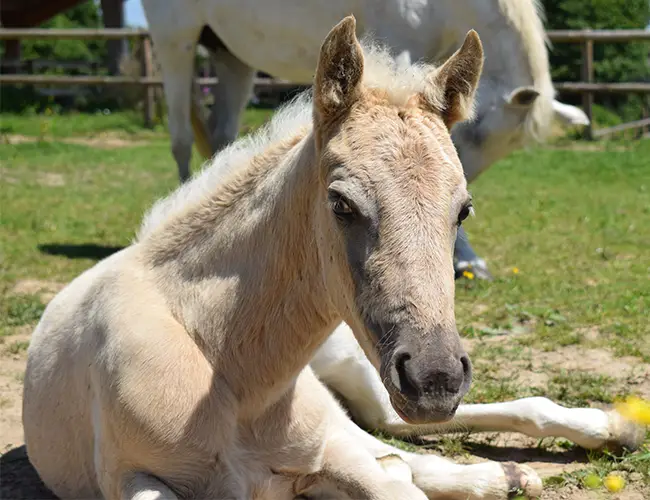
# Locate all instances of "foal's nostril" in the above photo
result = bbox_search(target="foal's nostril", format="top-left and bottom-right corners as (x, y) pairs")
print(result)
(394, 352), (419, 399)
(460, 354), (472, 378)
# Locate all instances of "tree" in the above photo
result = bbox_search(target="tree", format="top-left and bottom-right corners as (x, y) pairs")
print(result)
(21, 1), (106, 68)
(1, 1), (117, 113)
(542, 0), (650, 120)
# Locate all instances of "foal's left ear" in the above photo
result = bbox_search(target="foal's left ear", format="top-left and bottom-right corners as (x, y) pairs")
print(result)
(314, 16), (364, 119)
(424, 30), (484, 129)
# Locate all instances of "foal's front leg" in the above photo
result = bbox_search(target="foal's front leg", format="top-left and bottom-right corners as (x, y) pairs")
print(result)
(336, 411), (543, 500)
(294, 430), (428, 500)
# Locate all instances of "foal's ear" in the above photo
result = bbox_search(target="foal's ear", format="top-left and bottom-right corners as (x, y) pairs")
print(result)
(314, 16), (364, 119)
(425, 30), (484, 129)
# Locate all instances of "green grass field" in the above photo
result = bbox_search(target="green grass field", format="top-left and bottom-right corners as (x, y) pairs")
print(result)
(1, 110), (648, 495)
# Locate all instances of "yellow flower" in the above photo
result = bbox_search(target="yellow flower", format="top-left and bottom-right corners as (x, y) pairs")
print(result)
(615, 395), (650, 425)
(45, 107), (53, 116)
(462, 270), (474, 280)
(512, 267), (520, 274)
(604, 473), (625, 493)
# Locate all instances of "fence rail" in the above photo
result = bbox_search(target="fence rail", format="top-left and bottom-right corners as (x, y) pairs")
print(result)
(2, 27), (649, 137)
(0, 28), (148, 40)
(546, 29), (650, 42)
(547, 29), (650, 138)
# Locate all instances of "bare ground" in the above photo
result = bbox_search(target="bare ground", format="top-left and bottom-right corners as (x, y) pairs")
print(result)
(1, 280), (648, 499)
(2, 133), (151, 149)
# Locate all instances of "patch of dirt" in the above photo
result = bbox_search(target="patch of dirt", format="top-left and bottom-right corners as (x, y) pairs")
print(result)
(0, 352), (28, 454)
(546, 142), (631, 152)
(423, 431), (648, 499)
(1, 133), (150, 149)
(543, 484), (647, 500)
(533, 346), (650, 399)
(11, 279), (66, 303)
(464, 336), (650, 400)
(35, 172), (65, 187)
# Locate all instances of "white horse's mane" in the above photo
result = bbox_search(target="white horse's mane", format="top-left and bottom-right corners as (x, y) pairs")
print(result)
(137, 40), (438, 240)
(499, 0), (555, 141)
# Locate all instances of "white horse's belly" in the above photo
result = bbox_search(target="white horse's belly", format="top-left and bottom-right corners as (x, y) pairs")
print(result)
(204, 0), (361, 82)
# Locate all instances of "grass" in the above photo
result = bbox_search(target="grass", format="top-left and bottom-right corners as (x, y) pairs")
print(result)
(455, 139), (650, 359)
(6, 340), (30, 355)
(1, 110), (649, 490)
(0, 294), (46, 337)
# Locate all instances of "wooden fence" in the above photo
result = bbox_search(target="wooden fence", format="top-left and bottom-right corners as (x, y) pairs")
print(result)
(1, 27), (649, 137)
(546, 29), (650, 139)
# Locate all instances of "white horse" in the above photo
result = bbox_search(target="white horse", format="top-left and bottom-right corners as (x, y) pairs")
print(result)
(25, 21), (549, 499)
(142, 0), (590, 281)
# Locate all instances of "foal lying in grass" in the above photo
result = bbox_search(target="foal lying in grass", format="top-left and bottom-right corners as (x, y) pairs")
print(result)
(24, 16), (500, 499)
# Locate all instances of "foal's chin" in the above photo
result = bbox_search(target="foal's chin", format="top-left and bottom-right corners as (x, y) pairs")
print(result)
(386, 389), (462, 425)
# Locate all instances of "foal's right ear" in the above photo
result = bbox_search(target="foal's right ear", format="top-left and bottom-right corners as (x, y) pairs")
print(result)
(424, 30), (484, 129)
(314, 16), (364, 119)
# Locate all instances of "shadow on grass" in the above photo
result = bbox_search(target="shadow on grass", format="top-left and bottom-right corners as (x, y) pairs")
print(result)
(462, 442), (589, 465)
(38, 243), (124, 260)
(405, 435), (590, 466)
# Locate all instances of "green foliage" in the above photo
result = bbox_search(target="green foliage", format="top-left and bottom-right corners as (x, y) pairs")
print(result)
(543, 0), (650, 121)
(1, 1), (116, 113)
(21, 1), (106, 63)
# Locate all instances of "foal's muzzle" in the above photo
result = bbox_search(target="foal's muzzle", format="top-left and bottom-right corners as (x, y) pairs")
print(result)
(380, 330), (472, 424)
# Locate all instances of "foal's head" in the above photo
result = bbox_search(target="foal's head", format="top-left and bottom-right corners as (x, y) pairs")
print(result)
(312, 17), (483, 424)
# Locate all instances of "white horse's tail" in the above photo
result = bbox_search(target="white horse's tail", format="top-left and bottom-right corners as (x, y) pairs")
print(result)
(191, 97), (213, 159)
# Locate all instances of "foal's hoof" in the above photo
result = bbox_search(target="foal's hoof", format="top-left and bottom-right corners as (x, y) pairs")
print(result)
(455, 259), (494, 281)
(502, 462), (543, 499)
(602, 409), (646, 454)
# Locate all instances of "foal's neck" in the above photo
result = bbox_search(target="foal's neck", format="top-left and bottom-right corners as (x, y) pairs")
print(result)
(144, 132), (340, 412)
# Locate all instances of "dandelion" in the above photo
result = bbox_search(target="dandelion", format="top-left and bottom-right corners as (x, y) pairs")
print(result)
(512, 267), (520, 274)
(462, 270), (474, 280)
(603, 473), (625, 493)
(614, 395), (650, 426)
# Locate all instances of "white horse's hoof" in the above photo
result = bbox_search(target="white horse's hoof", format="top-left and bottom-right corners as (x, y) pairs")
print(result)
(454, 259), (494, 281)
(603, 409), (646, 453)
(502, 463), (543, 499)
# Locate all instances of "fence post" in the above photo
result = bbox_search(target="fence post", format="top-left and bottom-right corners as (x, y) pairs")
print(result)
(642, 93), (650, 138)
(581, 38), (594, 139)
(140, 34), (155, 128)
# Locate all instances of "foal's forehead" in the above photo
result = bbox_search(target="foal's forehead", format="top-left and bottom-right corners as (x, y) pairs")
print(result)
(344, 99), (467, 188)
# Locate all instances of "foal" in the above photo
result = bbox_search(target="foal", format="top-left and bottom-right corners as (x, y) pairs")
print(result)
(24, 17), (483, 499)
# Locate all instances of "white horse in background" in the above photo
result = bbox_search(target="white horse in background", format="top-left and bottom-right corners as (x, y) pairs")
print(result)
(143, 0), (590, 281)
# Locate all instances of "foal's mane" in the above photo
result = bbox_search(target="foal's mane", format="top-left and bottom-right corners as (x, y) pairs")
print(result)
(137, 40), (442, 241)
(498, 0), (555, 141)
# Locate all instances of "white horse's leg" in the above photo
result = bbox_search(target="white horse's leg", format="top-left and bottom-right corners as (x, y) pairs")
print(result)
(454, 226), (492, 281)
(421, 398), (645, 452)
(206, 48), (256, 153)
(148, 30), (201, 183)
(311, 325), (645, 451)
(122, 472), (179, 500)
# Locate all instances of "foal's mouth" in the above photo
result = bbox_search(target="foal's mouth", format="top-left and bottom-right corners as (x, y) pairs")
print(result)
(384, 380), (461, 425)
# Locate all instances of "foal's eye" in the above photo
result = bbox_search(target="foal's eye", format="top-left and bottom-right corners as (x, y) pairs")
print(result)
(457, 204), (472, 226)
(330, 194), (355, 221)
